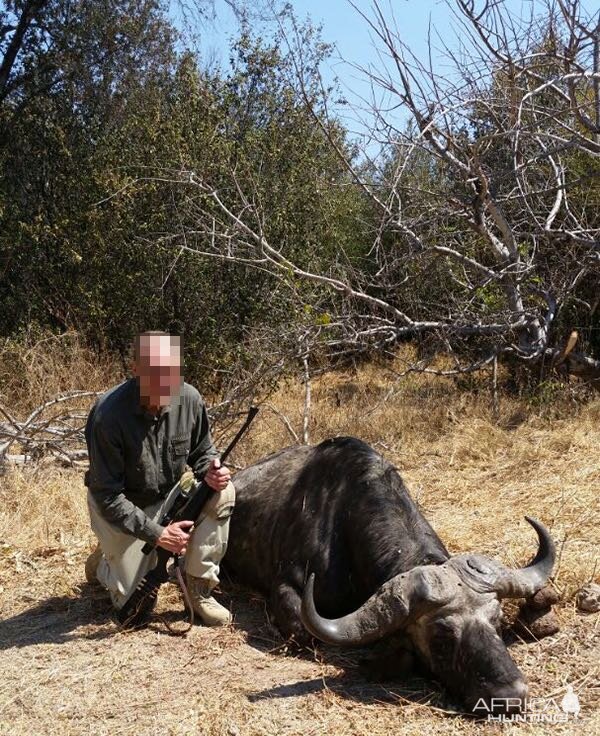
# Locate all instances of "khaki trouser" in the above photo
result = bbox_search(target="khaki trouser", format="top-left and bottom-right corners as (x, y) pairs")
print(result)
(87, 479), (235, 609)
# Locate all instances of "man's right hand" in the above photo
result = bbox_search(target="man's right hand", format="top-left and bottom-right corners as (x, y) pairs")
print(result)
(157, 520), (194, 554)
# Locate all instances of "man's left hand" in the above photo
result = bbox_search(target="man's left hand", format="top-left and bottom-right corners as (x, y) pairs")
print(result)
(205, 457), (231, 491)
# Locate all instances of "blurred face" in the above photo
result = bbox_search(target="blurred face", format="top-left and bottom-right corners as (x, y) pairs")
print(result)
(133, 334), (182, 411)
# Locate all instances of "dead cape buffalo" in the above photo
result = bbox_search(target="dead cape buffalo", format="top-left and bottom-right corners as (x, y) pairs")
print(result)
(224, 437), (556, 714)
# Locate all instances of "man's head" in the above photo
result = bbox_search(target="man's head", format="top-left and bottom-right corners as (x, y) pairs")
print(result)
(132, 331), (182, 412)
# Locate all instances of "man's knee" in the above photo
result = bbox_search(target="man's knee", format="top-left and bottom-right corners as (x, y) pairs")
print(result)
(203, 480), (236, 520)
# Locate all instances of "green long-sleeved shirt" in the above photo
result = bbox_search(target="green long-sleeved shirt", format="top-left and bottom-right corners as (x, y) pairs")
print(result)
(84, 377), (218, 544)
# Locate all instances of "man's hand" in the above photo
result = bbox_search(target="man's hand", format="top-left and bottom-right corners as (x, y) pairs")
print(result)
(204, 457), (231, 492)
(157, 520), (193, 554)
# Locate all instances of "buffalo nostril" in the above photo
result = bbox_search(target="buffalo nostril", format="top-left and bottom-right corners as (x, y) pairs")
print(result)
(489, 680), (529, 714)
(470, 680), (529, 717)
(500, 680), (528, 713)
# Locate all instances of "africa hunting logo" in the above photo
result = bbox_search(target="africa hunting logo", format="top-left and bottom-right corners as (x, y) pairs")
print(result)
(473, 684), (581, 724)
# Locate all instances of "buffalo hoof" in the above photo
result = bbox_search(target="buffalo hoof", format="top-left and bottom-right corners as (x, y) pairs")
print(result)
(576, 583), (600, 613)
(514, 605), (560, 640)
(525, 585), (560, 610)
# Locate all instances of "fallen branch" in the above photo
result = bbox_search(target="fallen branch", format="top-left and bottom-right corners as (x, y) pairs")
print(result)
(0, 391), (103, 466)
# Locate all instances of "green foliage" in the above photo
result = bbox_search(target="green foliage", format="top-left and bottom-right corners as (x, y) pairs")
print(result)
(0, 1), (367, 387)
(1, 2), (596, 389)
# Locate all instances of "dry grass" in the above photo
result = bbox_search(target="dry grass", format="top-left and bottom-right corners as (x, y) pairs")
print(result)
(1, 349), (599, 735)
(0, 330), (120, 413)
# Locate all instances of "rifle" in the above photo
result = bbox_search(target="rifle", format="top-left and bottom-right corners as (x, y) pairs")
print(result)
(117, 406), (259, 629)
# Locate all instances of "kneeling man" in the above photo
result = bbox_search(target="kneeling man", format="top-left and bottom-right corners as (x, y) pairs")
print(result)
(84, 330), (234, 626)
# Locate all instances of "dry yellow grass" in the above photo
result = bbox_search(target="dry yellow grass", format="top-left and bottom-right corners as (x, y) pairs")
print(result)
(0, 330), (120, 413)
(0, 349), (598, 735)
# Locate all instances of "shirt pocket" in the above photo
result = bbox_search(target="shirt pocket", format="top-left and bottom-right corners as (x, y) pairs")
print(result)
(168, 434), (191, 479)
(171, 434), (191, 458)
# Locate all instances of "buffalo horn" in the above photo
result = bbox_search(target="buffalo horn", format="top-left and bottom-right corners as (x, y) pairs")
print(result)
(300, 572), (411, 646)
(493, 517), (556, 599)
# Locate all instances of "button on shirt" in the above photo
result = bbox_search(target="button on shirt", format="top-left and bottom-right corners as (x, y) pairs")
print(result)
(85, 378), (219, 544)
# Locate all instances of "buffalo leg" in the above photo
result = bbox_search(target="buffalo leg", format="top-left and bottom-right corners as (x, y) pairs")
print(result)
(360, 636), (418, 681)
(268, 582), (309, 642)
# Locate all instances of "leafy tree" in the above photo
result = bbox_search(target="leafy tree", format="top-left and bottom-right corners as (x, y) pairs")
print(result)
(0, 2), (368, 390)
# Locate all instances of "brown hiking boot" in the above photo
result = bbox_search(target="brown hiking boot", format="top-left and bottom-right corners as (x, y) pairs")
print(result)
(85, 544), (103, 584)
(186, 574), (232, 626)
